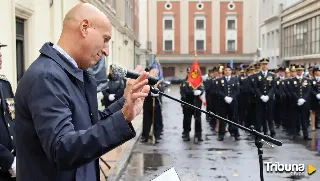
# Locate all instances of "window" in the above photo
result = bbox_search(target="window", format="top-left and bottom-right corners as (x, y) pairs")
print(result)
(196, 19), (204, 29)
(164, 19), (173, 29)
(227, 40), (236, 51)
(227, 19), (235, 30)
(196, 40), (204, 51)
(164, 40), (173, 51)
(16, 17), (25, 83)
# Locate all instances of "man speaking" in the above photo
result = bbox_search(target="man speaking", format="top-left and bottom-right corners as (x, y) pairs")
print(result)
(14, 3), (149, 181)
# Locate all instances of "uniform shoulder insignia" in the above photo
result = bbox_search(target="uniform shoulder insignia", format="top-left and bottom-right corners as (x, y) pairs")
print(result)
(277, 81), (279, 85)
(0, 74), (8, 81)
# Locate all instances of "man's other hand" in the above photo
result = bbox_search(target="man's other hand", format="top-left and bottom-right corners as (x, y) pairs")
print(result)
(122, 65), (150, 122)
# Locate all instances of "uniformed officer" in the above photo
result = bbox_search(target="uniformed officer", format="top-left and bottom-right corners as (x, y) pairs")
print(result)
(254, 58), (276, 137)
(274, 67), (286, 129)
(141, 67), (163, 144)
(282, 67), (292, 132)
(310, 66), (320, 131)
(0, 42), (16, 180)
(238, 65), (251, 127)
(289, 64), (311, 140)
(204, 69), (214, 121)
(101, 65), (126, 108)
(246, 64), (259, 134)
(180, 68), (205, 141)
(216, 65), (240, 141)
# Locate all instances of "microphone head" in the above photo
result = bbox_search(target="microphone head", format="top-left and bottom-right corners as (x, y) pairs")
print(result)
(110, 64), (127, 79)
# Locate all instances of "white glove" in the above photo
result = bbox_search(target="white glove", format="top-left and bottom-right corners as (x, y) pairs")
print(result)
(316, 94), (320, 100)
(151, 92), (159, 97)
(297, 98), (305, 106)
(260, 95), (265, 101)
(194, 90), (202, 96)
(9, 157), (16, 178)
(224, 96), (233, 104)
(264, 95), (269, 102)
(108, 94), (115, 101)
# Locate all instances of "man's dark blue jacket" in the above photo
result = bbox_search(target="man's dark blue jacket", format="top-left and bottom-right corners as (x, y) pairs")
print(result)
(14, 42), (136, 181)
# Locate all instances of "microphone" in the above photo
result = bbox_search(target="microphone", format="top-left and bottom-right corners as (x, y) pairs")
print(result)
(111, 64), (159, 85)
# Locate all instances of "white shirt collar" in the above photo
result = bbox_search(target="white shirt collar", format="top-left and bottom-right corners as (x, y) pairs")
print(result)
(52, 44), (78, 68)
(262, 70), (268, 75)
(296, 75), (303, 79)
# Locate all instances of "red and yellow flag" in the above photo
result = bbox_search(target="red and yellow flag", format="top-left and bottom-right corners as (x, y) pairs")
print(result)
(187, 55), (203, 89)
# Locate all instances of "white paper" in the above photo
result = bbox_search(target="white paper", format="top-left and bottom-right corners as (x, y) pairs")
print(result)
(152, 167), (181, 181)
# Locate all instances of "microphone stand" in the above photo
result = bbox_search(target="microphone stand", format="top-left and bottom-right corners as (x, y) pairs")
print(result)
(150, 86), (282, 181)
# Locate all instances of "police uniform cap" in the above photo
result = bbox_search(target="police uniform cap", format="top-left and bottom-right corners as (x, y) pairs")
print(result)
(260, 58), (269, 64)
(296, 64), (304, 71)
(145, 67), (151, 72)
(285, 67), (290, 73)
(290, 64), (296, 72)
(212, 67), (218, 72)
(250, 66), (255, 70)
(0, 42), (7, 48)
(254, 63), (261, 68)
(219, 65), (224, 72)
(277, 67), (285, 72)
(308, 67), (313, 70)
(313, 66), (320, 72)
(224, 65), (232, 70)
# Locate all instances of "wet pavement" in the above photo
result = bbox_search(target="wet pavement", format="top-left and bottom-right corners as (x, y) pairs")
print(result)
(120, 85), (320, 181)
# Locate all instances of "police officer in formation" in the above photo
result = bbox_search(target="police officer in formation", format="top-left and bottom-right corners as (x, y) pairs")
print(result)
(141, 67), (164, 144)
(203, 59), (317, 142)
(0, 42), (16, 180)
(180, 68), (205, 141)
(216, 65), (240, 141)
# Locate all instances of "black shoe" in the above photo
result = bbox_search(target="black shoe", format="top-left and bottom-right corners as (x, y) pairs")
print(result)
(290, 135), (296, 140)
(196, 134), (203, 141)
(304, 137), (312, 141)
(183, 133), (190, 141)
(140, 137), (148, 143)
(270, 132), (276, 138)
(235, 136), (241, 141)
(182, 132), (188, 138)
(217, 136), (224, 141)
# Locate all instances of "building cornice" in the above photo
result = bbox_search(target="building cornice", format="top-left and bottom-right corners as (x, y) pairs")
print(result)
(156, 53), (256, 63)
(281, 0), (320, 23)
(282, 54), (320, 61)
(82, 0), (138, 41)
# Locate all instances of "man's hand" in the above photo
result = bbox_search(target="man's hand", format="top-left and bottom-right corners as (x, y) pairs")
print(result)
(122, 65), (150, 122)
(9, 157), (16, 178)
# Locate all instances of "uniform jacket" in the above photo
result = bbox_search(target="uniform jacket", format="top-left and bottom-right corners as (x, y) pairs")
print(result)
(216, 76), (240, 102)
(254, 71), (276, 99)
(0, 75), (16, 181)
(238, 74), (251, 93)
(14, 42), (136, 181)
(289, 77), (311, 102)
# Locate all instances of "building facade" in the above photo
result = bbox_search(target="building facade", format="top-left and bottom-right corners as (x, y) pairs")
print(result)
(144, 0), (260, 78)
(281, 0), (320, 66)
(0, 0), (141, 92)
(259, 0), (285, 68)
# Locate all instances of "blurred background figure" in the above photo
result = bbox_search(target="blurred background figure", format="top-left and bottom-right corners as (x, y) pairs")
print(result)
(101, 64), (126, 109)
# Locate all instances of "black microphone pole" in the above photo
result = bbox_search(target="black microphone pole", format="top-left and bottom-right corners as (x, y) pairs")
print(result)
(150, 86), (282, 181)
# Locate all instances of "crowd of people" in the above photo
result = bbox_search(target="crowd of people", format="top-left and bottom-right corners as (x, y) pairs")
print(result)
(203, 59), (318, 141)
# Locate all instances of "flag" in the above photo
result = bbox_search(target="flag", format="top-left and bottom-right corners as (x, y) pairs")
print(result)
(187, 59), (203, 89)
(229, 60), (233, 68)
(151, 57), (163, 80)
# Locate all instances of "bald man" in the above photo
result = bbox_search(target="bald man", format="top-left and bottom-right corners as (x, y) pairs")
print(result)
(14, 3), (150, 181)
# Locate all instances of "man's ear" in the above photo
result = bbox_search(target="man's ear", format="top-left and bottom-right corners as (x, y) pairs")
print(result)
(80, 19), (89, 37)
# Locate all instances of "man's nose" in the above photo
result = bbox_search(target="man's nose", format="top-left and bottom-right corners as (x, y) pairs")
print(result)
(102, 43), (109, 57)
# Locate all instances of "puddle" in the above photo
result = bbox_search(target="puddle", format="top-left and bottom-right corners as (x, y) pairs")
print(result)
(207, 148), (235, 151)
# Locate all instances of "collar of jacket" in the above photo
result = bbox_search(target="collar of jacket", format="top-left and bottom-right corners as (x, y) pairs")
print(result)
(39, 42), (84, 82)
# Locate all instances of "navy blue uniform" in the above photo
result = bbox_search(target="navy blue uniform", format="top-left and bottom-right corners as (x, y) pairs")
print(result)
(0, 75), (16, 181)
(180, 80), (204, 140)
(216, 76), (240, 140)
(254, 72), (276, 136)
(289, 77), (311, 139)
